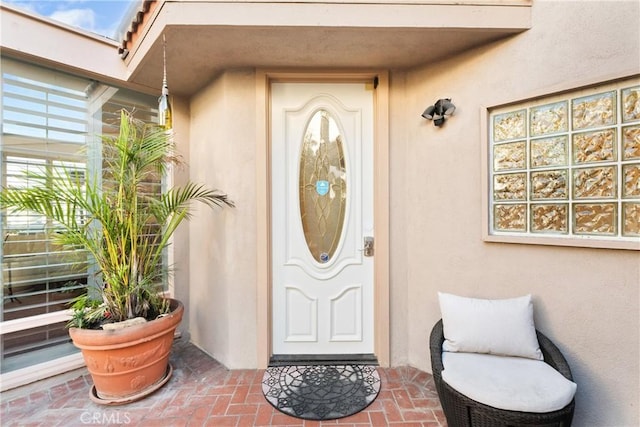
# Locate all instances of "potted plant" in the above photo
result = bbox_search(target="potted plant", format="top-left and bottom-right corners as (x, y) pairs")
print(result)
(0, 110), (233, 404)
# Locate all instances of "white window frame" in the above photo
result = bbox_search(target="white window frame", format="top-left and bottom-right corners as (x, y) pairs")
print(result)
(482, 75), (640, 251)
(0, 310), (84, 392)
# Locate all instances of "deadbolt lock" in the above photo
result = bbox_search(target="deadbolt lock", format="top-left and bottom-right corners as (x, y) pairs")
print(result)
(363, 236), (374, 257)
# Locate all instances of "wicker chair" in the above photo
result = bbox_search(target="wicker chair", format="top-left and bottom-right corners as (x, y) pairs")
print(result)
(430, 319), (575, 426)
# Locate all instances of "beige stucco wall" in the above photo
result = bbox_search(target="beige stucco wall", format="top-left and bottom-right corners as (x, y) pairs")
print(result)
(397, 1), (640, 426)
(182, 1), (639, 425)
(0, 0), (631, 422)
(187, 70), (258, 369)
(7, 2), (635, 423)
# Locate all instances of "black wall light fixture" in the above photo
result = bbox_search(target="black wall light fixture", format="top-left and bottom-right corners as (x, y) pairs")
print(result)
(421, 98), (456, 127)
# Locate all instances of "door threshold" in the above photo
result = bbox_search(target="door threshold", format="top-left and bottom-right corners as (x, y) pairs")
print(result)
(269, 354), (378, 366)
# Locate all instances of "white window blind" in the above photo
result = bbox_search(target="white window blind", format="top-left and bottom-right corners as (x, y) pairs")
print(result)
(1, 57), (161, 374)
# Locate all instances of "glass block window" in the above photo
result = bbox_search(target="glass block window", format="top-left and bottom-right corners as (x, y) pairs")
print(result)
(488, 78), (640, 248)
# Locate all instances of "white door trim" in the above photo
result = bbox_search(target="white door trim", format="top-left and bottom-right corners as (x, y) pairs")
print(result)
(255, 70), (389, 368)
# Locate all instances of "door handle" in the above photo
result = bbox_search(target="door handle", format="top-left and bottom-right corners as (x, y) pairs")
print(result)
(363, 236), (374, 257)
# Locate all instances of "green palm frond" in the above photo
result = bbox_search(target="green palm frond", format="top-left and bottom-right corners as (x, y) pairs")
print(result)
(1, 109), (233, 327)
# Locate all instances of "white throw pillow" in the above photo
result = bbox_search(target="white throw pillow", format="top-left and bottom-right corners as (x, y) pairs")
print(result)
(438, 292), (543, 360)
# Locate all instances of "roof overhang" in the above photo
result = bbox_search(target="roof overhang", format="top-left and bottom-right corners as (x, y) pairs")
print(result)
(123, 0), (532, 96)
(0, 4), (127, 85)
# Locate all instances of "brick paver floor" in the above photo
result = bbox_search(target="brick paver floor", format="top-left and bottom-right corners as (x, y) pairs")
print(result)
(0, 339), (446, 426)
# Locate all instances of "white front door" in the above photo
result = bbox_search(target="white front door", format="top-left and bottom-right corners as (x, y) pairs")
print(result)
(271, 82), (375, 356)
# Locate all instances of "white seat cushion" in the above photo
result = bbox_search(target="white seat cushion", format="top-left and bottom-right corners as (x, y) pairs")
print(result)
(442, 351), (577, 413)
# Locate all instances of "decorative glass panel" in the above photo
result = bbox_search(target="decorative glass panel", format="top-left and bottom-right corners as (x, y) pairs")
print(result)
(531, 136), (567, 168)
(493, 110), (526, 142)
(531, 170), (568, 200)
(494, 204), (526, 231)
(622, 86), (640, 123)
(494, 141), (526, 171)
(623, 163), (640, 198)
(573, 166), (616, 199)
(623, 125), (640, 160)
(530, 101), (568, 137)
(299, 109), (347, 264)
(572, 129), (616, 164)
(489, 78), (640, 246)
(572, 91), (616, 130)
(494, 173), (526, 201)
(531, 204), (568, 233)
(574, 203), (616, 235)
(623, 202), (640, 236)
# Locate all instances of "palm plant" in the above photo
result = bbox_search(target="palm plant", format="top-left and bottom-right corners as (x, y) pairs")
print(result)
(0, 110), (233, 328)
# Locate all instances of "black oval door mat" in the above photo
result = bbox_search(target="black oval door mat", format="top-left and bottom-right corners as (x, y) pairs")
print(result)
(261, 364), (381, 420)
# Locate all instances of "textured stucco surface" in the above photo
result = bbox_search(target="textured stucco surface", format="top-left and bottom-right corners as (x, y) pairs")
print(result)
(188, 70), (258, 369)
(4, 1), (639, 424)
(397, 2), (639, 426)
(174, 1), (640, 425)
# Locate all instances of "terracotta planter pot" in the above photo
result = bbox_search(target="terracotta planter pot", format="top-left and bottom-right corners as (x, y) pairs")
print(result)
(69, 298), (184, 405)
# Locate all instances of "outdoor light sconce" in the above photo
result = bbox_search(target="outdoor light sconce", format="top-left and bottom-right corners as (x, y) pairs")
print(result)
(421, 98), (456, 127)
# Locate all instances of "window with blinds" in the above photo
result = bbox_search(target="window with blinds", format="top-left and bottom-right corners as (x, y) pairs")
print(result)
(1, 57), (160, 373)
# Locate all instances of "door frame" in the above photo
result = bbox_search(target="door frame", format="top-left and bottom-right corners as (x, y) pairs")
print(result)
(255, 70), (390, 368)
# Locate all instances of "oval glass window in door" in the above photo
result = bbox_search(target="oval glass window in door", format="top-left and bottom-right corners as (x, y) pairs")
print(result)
(299, 109), (347, 264)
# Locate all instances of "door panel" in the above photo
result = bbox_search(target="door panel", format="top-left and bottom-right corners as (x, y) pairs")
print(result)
(271, 82), (374, 355)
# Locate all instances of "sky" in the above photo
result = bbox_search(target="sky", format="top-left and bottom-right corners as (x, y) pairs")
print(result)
(3, 0), (137, 39)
